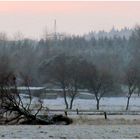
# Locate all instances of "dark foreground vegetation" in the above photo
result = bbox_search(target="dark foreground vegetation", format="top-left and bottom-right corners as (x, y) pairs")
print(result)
(0, 26), (140, 125)
(0, 75), (72, 125)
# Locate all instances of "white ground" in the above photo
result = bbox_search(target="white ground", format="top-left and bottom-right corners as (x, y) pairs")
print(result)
(1, 124), (140, 138)
(2, 96), (140, 139)
(1, 115), (140, 139)
(42, 96), (140, 111)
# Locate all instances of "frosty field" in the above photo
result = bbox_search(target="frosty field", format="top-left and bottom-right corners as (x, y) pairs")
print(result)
(42, 96), (140, 111)
(0, 114), (140, 138)
(1, 96), (140, 139)
(1, 118), (140, 139)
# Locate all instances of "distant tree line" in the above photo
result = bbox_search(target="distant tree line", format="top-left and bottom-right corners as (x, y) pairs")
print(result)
(0, 26), (140, 110)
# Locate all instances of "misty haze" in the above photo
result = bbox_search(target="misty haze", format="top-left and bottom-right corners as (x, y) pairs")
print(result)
(0, 1), (140, 139)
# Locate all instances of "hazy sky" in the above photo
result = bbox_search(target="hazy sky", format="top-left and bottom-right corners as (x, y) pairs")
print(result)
(0, 1), (140, 39)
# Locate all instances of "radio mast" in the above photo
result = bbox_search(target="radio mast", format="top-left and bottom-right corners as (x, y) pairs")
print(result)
(45, 19), (64, 41)
(54, 19), (57, 40)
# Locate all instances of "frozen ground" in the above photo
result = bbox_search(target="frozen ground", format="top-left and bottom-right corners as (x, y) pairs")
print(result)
(1, 96), (140, 139)
(42, 96), (140, 111)
(0, 115), (140, 138)
(0, 123), (140, 138)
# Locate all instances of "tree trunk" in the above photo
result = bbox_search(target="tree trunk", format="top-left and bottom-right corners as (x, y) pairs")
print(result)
(63, 88), (69, 109)
(96, 99), (100, 110)
(69, 96), (74, 109)
(126, 96), (131, 110)
(95, 93), (100, 110)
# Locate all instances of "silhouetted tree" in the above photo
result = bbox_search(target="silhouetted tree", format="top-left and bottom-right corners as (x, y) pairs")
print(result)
(124, 64), (140, 110)
(42, 53), (84, 109)
(82, 62), (114, 110)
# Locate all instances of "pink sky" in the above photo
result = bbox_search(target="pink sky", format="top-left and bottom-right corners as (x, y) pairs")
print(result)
(0, 1), (139, 14)
(0, 1), (140, 39)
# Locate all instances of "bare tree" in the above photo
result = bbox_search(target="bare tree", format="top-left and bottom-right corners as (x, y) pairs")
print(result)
(0, 75), (72, 125)
(0, 53), (49, 124)
(82, 62), (114, 110)
(66, 56), (83, 109)
(0, 75), (51, 124)
(42, 53), (83, 109)
(124, 65), (140, 110)
(42, 53), (69, 109)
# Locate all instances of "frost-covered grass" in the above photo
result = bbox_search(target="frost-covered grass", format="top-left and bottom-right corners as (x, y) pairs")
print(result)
(0, 124), (140, 139)
(42, 96), (140, 111)
(2, 95), (140, 139)
(72, 115), (140, 125)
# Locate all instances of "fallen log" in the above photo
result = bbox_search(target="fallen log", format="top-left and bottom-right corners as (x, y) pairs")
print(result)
(20, 114), (73, 125)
